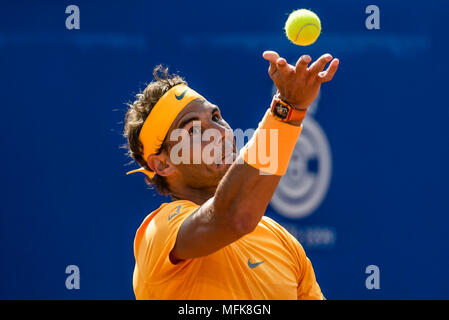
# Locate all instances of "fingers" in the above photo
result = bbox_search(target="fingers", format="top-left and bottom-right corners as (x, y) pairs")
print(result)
(263, 51), (280, 77)
(262, 50), (280, 62)
(262, 51), (294, 80)
(276, 57), (293, 79)
(263, 50), (338, 84)
(295, 55), (312, 75)
(308, 53), (333, 78)
(318, 58), (339, 82)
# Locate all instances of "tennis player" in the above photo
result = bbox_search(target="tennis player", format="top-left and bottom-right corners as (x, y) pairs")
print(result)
(123, 50), (339, 299)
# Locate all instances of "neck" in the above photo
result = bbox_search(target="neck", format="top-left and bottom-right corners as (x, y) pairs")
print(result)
(170, 185), (216, 205)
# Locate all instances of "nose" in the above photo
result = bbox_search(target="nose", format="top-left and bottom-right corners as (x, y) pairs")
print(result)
(201, 118), (235, 161)
(203, 117), (228, 139)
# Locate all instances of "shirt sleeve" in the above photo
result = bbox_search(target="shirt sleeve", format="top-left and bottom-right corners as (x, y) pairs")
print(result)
(296, 253), (325, 300)
(134, 201), (200, 285)
(261, 217), (324, 300)
(286, 234), (324, 300)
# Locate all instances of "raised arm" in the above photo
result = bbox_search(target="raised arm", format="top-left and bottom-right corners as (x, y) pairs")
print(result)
(170, 51), (339, 263)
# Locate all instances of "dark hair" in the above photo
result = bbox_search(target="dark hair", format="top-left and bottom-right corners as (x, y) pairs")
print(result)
(123, 65), (187, 195)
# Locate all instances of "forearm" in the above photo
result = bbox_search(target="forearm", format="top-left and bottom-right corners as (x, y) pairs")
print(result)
(171, 51), (338, 260)
(212, 113), (302, 234)
(213, 161), (280, 233)
(171, 111), (303, 261)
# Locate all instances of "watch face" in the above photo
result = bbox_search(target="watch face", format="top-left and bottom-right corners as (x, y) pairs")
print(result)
(274, 102), (289, 119)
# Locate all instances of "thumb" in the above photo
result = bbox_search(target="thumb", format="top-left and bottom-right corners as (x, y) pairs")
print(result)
(263, 50), (280, 77)
(262, 50), (280, 62)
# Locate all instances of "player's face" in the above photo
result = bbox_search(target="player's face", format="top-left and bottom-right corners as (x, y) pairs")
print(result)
(164, 99), (237, 189)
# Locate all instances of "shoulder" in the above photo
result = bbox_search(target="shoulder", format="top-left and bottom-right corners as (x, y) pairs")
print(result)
(151, 200), (199, 224)
(259, 216), (307, 255)
(139, 200), (199, 227)
(133, 200), (201, 285)
(134, 200), (200, 250)
(259, 216), (297, 240)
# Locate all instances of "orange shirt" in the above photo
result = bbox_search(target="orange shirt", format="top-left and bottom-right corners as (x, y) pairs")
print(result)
(133, 200), (324, 300)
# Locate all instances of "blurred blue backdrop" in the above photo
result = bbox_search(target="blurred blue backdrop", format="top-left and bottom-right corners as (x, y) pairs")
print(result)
(1, 0), (448, 299)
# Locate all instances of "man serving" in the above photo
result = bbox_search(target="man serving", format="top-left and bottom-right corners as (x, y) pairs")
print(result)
(123, 50), (339, 299)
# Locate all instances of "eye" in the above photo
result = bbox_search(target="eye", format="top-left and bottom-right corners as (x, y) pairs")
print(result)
(212, 114), (221, 122)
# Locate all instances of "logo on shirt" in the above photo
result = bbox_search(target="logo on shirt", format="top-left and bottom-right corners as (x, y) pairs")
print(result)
(247, 259), (264, 269)
(168, 205), (182, 221)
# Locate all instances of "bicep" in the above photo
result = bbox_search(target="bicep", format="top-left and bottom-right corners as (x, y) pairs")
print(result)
(170, 197), (243, 262)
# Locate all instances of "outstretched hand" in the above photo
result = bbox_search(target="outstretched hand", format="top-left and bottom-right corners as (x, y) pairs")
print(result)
(263, 50), (339, 110)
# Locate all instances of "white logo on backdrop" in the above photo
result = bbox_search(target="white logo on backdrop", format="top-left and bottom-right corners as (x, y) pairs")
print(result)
(270, 88), (332, 219)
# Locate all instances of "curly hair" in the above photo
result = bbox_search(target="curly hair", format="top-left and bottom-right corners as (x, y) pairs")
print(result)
(123, 65), (187, 195)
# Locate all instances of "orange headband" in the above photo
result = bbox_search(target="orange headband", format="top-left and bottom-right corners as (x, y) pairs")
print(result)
(126, 84), (204, 178)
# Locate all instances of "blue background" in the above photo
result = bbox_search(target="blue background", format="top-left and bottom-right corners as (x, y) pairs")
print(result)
(1, 0), (448, 299)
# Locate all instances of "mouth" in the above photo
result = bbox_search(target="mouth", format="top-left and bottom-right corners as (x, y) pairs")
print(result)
(216, 138), (236, 165)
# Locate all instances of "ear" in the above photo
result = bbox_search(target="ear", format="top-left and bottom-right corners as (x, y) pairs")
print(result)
(147, 153), (176, 177)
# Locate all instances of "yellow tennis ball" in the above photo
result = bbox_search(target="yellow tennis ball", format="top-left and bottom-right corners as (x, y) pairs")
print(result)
(284, 9), (321, 46)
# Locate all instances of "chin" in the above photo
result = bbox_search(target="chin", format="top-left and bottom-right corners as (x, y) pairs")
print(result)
(220, 161), (232, 171)
(206, 152), (236, 184)
(216, 162), (232, 179)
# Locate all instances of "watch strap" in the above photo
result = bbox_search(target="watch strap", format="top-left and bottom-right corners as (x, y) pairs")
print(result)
(270, 96), (307, 122)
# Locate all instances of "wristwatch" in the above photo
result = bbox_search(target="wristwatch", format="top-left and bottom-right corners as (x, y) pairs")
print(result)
(270, 95), (307, 122)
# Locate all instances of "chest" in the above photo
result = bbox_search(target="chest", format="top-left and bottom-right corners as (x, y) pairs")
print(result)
(193, 227), (299, 299)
